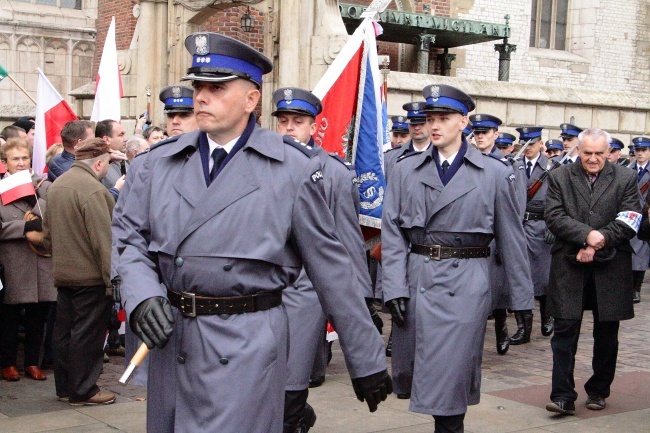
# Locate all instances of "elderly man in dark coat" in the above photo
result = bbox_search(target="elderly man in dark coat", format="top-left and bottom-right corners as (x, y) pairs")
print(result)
(544, 128), (641, 415)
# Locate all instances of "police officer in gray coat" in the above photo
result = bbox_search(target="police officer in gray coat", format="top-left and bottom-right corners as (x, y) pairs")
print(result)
(271, 87), (377, 433)
(512, 127), (554, 343)
(627, 136), (650, 303)
(382, 84), (534, 433)
(116, 33), (391, 433)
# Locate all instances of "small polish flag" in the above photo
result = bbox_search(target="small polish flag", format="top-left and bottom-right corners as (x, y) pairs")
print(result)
(33, 68), (78, 176)
(91, 16), (123, 122)
(0, 170), (35, 205)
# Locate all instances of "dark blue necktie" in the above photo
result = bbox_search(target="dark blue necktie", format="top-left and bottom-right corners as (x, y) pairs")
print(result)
(441, 160), (449, 174)
(526, 161), (533, 179)
(209, 148), (228, 184)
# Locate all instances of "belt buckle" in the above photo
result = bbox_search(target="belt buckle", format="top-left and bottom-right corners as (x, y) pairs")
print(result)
(428, 245), (442, 261)
(523, 212), (530, 221)
(180, 292), (196, 317)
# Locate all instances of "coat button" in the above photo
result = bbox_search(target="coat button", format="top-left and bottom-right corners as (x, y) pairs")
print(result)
(419, 287), (425, 293)
(219, 358), (229, 365)
(293, 284), (299, 289)
(449, 292), (455, 296)
(223, 264), (233, 271)
(453, 262), (459, 268)
(175, 257), (184, 267)
(219, 314), (230, 320)
(455, 236), (461, 242)
(589, 211), (594, 215)
(424, 257), (430, 263)
(177, 356), (185, 364)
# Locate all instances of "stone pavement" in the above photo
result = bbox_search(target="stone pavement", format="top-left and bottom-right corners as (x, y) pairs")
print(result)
(1, 281), (650, 433)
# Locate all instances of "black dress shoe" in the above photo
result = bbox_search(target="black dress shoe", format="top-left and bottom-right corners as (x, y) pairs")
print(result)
(633, 290), (641, 304)
(396, 393), (410, 399)
(541, 316), (554, 337)
(586, 395), (606, 410)
(510, 310), (533, 345)
(295, 403), (317, 433)
(308, 376), (324, 388)
(545, 399), (575, 415)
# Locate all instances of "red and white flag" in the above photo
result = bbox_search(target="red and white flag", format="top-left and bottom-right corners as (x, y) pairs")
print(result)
(91, 16), (123, 122)
(33, 68), (78, 176)
(0, 170), (35, 205)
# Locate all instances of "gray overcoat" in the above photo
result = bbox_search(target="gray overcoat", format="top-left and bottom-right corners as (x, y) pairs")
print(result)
(0, 173), (56, 304)
(284, 146), (372, 390)
(514, 154), (552, 297)
(116, 128), (386, 433)
(627, 161), (650, 271)
(382, 144), (533, 416)
(545, 161), (640, 321)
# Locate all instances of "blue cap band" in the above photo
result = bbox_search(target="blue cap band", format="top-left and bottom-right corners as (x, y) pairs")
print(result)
(164, 97), (193, 107)
(192, 54), (264, 84)
(610, 143), (623, 150)
(392, 122), (409, 130)
(519, 131), (542, 140)
(276, 99), (319, 117)
(425, 96), (469, 115)
(472, 120), (500, 130)
(496, 137), (514, 145)
(407, 111), (426, 118)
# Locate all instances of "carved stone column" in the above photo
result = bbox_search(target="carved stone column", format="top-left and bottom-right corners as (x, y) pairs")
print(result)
(494, 41), (516, 82)
(436, 48), (456, 77)
(417, 34), (435, 74)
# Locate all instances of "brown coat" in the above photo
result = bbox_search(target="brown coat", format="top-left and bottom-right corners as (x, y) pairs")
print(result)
(545, 161), (640, 321)
(0, 173), (56, 304)
(43, 162), (114, 290)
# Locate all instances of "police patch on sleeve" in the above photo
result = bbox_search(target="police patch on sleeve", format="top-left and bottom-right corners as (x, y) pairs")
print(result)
(507, 173), (516, 182)
(311, 169), (324, 183)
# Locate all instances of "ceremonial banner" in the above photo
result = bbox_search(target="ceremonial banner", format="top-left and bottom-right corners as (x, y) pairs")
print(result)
(91, 16), (123, 122)
(0, 63), (8, 81)
(33, 68), (78, 176)
(0, 170), (35, 205)
(312, 18), (387, 225)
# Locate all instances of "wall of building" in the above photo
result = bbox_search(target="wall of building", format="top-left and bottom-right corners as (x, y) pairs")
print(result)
(0, 0), (97, 120)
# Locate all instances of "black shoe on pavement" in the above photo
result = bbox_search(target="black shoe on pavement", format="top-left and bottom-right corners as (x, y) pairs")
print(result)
(308, 376), (324, 388)
(541, 315), (554, 337)
(396, 393), (411, 399)
(296, 403), (317, 433)
(545, 399), (575, 415)
(633, 290), (641, 304)
(510, 310), (533, 345)
(586, 395), (606, 410)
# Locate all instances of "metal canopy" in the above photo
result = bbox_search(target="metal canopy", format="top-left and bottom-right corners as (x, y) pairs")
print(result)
(339, 3), (510, 48)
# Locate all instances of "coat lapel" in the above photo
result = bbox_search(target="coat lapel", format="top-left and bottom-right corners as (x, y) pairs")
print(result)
(569, 162), (592, 205)
(426, 147), (481, 219)
(179, 149), (260, 242)
(527, 154), (549, 186)
(172, 148), (206, 209)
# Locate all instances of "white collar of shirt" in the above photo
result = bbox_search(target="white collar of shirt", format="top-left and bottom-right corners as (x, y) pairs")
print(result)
(414, 142), (431, 153)
(525, 154), (540, 169)
(441, 150), (459, 167)
(638, 163), (647, 172)
(206, 135), (239, 170)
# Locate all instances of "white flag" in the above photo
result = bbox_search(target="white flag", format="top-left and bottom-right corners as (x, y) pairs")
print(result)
(91, 17), (122, 122)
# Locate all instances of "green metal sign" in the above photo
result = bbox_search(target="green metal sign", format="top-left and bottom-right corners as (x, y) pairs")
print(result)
(339, 3), (510, 48)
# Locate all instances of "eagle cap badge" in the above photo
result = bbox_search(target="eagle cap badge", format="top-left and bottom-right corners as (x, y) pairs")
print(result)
(195, 34), (209, 55)
(284, 88), (293, 104)
(172, 86), (181, 98)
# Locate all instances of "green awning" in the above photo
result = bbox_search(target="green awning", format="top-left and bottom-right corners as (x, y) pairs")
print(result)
(339, 3), (510, 48)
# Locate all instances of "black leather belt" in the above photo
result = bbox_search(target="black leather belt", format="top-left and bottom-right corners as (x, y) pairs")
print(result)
(523, 212), (544, 221)
(167, 289), (282, 317)
(410, 244), (490, 260)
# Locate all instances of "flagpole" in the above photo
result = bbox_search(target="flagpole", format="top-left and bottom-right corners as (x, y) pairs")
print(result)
(6, 74), (37, 105)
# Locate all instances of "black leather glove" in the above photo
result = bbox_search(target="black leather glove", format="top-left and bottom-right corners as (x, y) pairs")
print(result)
(365, 298), (383, 335)
(24, 218), (42, 233)
(130, 297), (175, 349)
(385, 297), (407, 327)
(544, 229), (556, 245)
(351, 370), (392, 412)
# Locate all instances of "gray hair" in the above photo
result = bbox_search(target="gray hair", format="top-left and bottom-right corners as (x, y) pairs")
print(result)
(125, 136), (148, 158)
(578, 128), (611, 147)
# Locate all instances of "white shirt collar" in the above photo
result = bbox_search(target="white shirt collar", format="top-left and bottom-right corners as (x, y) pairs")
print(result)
(206, 134), (239, 155)
(525, 154), (540, 169)
(441, 150), (459, 167)
(414, 142), (431, 153)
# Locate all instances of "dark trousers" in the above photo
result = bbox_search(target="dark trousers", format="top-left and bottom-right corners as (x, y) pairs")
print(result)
(433, 414), (465, 433)
(42, 302), (57, 362)
(0, 302), (49, 368)
(53, 285), (110, 402)
(550, 310), (619, 402)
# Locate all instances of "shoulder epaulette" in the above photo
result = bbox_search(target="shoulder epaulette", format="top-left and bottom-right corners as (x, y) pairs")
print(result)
(147, 134), (180, 153)
(396, 150), (419, 162)
(384, 145), (403, 154)
(484, 152), (511, 166)
(328, 153), (354, 170)
(283, 135), (318, 157)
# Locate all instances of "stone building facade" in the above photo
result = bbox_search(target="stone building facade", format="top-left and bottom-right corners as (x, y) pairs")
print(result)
(0, 0), (97, 122)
